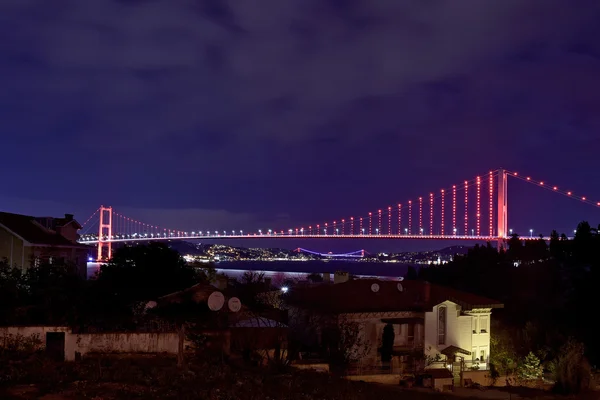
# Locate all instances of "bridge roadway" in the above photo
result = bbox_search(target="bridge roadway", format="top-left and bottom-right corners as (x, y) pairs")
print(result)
(78, 233), (551, 245)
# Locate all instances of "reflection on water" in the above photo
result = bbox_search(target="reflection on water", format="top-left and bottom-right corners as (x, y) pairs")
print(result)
(87, 260), (414, 281)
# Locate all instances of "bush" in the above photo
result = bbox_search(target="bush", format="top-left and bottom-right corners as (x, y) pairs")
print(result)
(517, 352), (542, 382)
(552, 339), (592, 394)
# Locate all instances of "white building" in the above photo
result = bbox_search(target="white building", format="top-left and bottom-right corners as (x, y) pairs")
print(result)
(286, 276), (502, 376)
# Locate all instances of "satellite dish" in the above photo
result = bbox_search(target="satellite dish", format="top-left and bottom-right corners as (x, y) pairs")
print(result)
(207, 291), (225, 311)
(144, 301), (157, 310)
(397, 283), (404, 292)
(228, 297), (241, 312)
(371, 283), (380, 293)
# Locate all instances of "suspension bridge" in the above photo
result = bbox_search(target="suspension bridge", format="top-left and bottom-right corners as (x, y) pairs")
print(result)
(294, 248), (366, 258)
(77, 168), (600, 260)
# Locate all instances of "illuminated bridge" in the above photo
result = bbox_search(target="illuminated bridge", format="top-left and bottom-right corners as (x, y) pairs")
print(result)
(77, 168), (599, 260)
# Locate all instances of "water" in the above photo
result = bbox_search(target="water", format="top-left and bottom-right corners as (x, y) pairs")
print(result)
(213, 260), (413, 280)
(87, 260), (415, 280)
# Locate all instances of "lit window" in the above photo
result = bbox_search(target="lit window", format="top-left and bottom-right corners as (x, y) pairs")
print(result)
(438, 306), (446, 345)
(480, 349), (486, 363)
(480, 316), (488, 333)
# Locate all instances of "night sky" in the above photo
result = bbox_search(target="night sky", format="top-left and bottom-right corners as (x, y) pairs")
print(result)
(1, 1), (600, 252)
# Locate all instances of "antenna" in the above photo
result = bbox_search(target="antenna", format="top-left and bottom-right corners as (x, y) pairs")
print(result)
(228, 297), (241, 312)
(371, 283), (380, 293)
(207, 291), (225, 311)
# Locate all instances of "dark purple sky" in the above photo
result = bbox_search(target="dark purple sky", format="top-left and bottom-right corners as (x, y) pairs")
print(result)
(1, 0), (600, 252)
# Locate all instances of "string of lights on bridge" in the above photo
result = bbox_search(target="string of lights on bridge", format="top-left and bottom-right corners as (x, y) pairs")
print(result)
(79, 168), (600, 260)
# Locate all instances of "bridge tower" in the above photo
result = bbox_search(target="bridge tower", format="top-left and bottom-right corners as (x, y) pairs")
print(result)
(97, 205), (113, 261)
(497, 169), (508, 248)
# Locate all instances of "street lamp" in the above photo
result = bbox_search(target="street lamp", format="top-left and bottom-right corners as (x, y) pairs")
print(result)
(376, 228), (379, 235)
(404, 228), (408, 235)
(420, 228), (424, 235)
(362, 228), (365, 235)
(529, 229), (533, 237)
(509, 229), (513, 235)
(336, 228), (339, 235)
(453, 228), (457, 236)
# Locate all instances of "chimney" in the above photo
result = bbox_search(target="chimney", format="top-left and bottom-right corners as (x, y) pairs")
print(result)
(64, 214), (74, 222)
(212, 275), (228, 290)
(423, 281), (431, 303)
(323, 272), (331, 283)
(334, 271), (349, 284)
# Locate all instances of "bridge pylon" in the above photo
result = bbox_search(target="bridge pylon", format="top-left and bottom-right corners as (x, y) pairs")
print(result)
(497, 168), (508, 249)
(98, 205), (113, 261)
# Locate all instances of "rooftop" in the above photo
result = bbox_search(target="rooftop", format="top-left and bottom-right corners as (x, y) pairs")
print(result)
(0, 211), (88, 248)
(285, 279), (503, 314)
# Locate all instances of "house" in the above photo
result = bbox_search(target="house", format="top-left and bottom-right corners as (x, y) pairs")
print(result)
(157, 281), (288, 363)
(0, 211), (91, 277)
(285, 274), (503, 379)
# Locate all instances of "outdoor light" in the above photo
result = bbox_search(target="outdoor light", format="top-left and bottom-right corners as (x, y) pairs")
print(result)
(281, 287), (289, 293)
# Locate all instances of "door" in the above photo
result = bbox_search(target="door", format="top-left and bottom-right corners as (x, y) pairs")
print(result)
(46, 332), (65, 361)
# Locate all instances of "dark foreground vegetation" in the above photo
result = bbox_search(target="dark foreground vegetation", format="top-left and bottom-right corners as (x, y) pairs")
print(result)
(2, 222), (600, 396)
(417, 221), (600, 393)
(0, 353), (455, 400)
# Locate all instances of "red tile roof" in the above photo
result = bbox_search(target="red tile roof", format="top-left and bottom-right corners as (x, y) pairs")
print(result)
(0, 211), (89, 248)
(285, 279), (503, 313)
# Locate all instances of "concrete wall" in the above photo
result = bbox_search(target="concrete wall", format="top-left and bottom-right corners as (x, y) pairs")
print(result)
(68, 332), (180, 360)
(425, 301), (473, 362)
(0, 327), (181, 361)
(465, 309), (492, 368)
(0, 326), (70, 349)
(345, 374), (401, 385)
(462, 370), (516, 387)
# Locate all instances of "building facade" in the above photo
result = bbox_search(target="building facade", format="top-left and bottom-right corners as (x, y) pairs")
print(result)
(0, 211), (91, 277)
(285, 276), (502, 375)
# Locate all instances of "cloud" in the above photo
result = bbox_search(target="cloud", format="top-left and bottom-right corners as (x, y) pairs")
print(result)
(114, 205), (291, 232)
(2, 0), (599, 155)
(2, 0), (600, 232)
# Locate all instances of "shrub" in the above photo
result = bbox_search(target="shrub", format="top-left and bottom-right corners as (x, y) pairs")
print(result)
(517, 352), (542, 382)
(552, 338), (592, 394)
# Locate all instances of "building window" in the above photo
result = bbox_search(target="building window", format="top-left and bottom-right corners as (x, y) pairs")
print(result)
(407, 323), (415, 345)
(480, 316), (488, 333)
(472, 348), (477, 362)
(480, 349), (487, 363)
(438, 306), (446, 345)
(472, 316), (478, 334)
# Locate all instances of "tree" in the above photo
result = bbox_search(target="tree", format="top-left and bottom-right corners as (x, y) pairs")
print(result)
(322, 316), (370, 370)
(96, 243), (201, 303)
(517, 352), (542, 382)
(552, 339), (592, 394)
(306, 272), (323, 283)
(381, 324), (394, 363)
(490, 325), (517, 379)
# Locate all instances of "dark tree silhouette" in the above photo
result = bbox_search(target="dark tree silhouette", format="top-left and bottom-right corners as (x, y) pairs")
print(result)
(381, 323), (394, 363)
